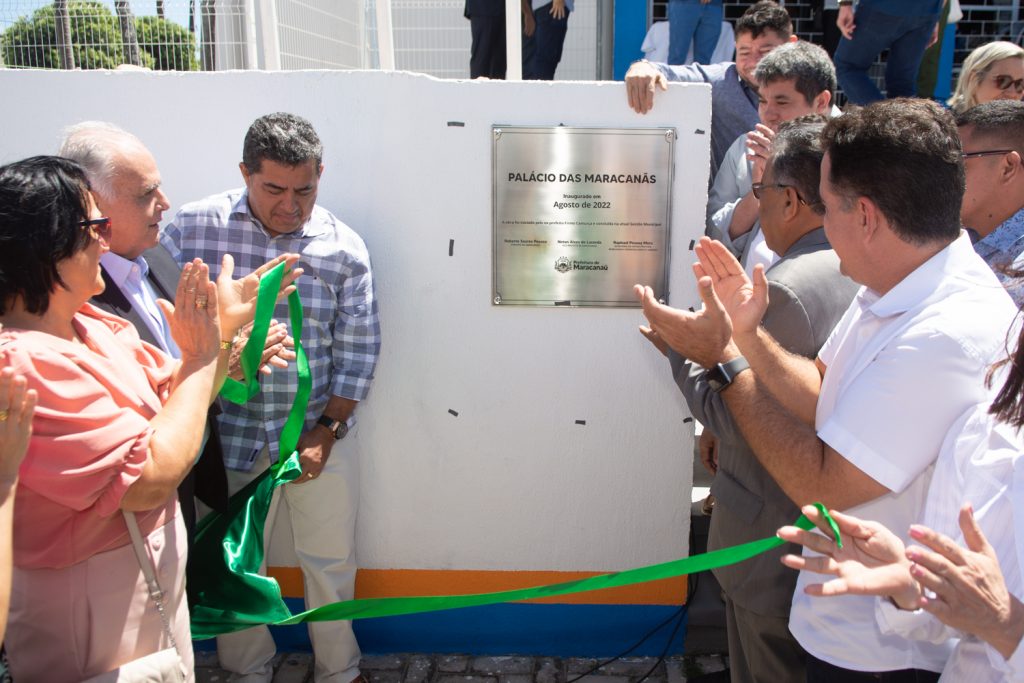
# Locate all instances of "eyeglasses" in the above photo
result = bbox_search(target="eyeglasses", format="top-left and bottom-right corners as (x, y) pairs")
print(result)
(961, 149), (1014, 160)
(750, 182), (791, 200)
(991, 74), (1024, 93)
(78, 217), (112, 243)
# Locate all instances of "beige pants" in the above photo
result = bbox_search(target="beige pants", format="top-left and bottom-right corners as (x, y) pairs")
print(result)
(204, 436), (360, 683)
(7, 513), (193, 683)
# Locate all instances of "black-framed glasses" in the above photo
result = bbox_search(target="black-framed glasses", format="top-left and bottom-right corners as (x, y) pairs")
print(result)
(78, 217), (112, 243)
(750, 182), (790, 200)
(991, 74), (1024, 93)
(961, 149), (1014, 160)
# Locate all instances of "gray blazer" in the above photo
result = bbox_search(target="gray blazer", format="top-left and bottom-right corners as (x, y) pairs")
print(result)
(673, 227), (860, 616)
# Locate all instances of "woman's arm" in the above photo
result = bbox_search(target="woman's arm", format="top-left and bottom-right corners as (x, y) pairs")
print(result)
(121, 260), (224, 511)
(0, 367), (36, 643)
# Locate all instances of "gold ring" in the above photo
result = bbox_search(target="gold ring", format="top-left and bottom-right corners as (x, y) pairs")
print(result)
(195, 300), (208, 309)
(0, 410), (8, 421)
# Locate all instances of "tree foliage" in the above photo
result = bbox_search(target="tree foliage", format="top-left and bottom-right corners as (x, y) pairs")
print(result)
(137, 15), (198, 71)
(1, 1), (197, 71)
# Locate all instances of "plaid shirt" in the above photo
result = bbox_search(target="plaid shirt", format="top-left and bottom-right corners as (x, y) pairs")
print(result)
(161, 189), (381, 471)
(975, 205), (1024, 308)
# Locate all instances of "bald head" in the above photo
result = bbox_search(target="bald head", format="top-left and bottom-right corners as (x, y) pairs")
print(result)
(59, 122), (170, 259)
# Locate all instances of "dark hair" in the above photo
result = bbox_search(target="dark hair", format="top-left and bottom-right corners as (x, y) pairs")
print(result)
(770, 115), (828, 216)
(955, 99), (1024, 155)
(735, 1), (793, 40)
(0, 156), (94, 315)
(820, 98), (963, 246)
(242, 112), (323, 173)
(754, 41), (836, 106)
(990, 314), (1024, 427)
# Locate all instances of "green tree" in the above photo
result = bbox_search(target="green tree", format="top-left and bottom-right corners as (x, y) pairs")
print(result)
(0, 1), (196, 70)
(1, 1), (132, 69)
(136, 16), (198, 70)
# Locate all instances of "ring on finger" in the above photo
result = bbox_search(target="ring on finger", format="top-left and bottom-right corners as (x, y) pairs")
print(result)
(0, 409), (8, 421)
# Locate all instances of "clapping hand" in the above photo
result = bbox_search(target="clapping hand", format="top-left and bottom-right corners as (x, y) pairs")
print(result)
(0, 367), (36, 485)
(216, 253), (302, 339)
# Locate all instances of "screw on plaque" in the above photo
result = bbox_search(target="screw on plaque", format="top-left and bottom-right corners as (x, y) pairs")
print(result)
(494, 295), (502, 304)
(665, 130), (674, 142)
(494, 129), (503, 140)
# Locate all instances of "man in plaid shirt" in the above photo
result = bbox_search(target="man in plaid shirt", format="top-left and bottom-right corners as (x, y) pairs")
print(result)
(162, 112), (380, 683)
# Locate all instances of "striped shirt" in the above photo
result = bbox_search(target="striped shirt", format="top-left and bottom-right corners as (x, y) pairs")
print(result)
(161, 189), (381, 471)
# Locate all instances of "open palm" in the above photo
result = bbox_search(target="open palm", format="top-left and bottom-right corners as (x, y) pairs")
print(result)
(693, 237), (768, 335)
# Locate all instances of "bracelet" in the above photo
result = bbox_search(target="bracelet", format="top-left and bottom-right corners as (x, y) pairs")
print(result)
(838, 0), (853, 6)
(219, 340), (232, 351)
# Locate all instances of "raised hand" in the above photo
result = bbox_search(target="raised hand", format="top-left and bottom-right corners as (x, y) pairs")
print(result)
(158, 259), (221, 364)
(746, 124), (776, 185)
(693, 237), (769, 336)
(0, 367), (36, 484)
(634, 273), (734, 368)
(778, 504), (919, 608)
(215, 253), (302, 339)
(908, 504), (1024, 657)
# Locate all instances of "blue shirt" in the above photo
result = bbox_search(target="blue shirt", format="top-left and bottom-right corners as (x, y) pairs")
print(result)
(975, 205), (1024, 308)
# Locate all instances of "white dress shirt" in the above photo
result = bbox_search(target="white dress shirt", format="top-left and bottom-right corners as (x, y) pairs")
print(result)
(790, 233), (1018, 672)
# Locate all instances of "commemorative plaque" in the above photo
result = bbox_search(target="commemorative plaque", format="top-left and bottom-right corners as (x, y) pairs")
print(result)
(492, 126), (674, 307)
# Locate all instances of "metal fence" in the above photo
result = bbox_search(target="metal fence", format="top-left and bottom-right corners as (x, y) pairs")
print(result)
(0, 0), (603, 78)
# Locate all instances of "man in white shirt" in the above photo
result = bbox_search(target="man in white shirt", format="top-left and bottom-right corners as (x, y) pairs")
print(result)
(636, 98), (1018, 680)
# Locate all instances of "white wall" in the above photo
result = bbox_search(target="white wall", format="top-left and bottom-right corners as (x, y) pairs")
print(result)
(0, 69), (710, 574)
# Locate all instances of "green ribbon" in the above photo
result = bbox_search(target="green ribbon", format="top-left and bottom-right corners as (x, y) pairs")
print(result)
(186, 264), (840, 638)
(187, 261), (312, 638)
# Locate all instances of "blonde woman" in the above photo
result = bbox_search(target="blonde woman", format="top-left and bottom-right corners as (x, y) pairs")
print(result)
(949, 41), (1024, 114)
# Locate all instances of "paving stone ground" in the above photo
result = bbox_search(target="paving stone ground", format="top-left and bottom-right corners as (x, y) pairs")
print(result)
(194, 652), (729, 683)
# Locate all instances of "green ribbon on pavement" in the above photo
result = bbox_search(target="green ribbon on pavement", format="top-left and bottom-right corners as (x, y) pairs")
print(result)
(185, 263), (839, 638)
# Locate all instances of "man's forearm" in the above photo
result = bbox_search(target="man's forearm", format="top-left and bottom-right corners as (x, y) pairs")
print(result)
(734, 326), (822, 425)
(720, 370), (884, 510)
(727, 193), (759, 240)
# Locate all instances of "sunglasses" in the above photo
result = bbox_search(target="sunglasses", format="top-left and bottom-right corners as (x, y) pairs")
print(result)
(78, 217), (112, 243)
(990, 74), (1024, 93)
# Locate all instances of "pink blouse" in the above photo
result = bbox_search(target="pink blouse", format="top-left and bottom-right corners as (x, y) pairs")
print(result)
(1, 303), (178, 569)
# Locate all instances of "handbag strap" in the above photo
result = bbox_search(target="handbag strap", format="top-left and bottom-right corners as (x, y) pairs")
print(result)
(122, 511), (183, 661)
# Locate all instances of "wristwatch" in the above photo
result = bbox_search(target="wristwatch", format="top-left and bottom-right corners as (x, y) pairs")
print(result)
(705, 356), (751, 394)
(316, 415), (349, 440)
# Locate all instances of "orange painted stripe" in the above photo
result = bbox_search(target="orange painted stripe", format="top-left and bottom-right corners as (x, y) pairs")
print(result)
(266, 567), (687, 606)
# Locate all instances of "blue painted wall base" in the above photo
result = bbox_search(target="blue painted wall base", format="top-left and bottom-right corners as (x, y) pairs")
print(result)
(195, 600), (689, 657)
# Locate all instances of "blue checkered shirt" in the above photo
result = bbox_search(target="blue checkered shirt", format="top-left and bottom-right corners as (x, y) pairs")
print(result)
(975, 205), (1024, 308)
(161, 189), (381, 471)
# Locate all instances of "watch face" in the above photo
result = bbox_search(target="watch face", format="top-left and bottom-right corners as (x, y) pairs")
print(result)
(706, 366), (727, 392)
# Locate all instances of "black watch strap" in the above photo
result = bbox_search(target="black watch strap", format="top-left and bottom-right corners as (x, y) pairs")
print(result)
(706, 356), (751, 393)
(316, 415), (349, 440)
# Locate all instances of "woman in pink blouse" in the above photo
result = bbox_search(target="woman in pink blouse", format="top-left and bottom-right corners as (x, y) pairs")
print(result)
(0, 156), (292, 682)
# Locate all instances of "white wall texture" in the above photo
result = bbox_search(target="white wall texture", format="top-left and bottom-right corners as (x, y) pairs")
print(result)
(0, 69), (710, 574)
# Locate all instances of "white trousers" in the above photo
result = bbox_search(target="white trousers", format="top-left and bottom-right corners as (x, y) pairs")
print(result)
(209, 435), (361, 683)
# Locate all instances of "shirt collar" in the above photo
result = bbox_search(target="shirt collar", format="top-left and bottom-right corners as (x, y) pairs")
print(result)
(100, 250), (149, 289)
(231, 189), (328, 240)
(866, 232), (986, 318)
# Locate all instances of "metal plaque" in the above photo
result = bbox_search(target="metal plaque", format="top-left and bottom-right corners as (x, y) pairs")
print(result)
(492, 126), (674, 307)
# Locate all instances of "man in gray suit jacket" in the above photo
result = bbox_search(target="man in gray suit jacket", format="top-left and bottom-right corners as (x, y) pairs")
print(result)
(643, 118), (858, 683)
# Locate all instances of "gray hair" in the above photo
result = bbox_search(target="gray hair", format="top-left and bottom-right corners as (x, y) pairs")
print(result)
(754, 41), (836, 105)
(769, 115), (827, 216)
(58, 121), (144, 199)
(242, 112), (323, 173)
